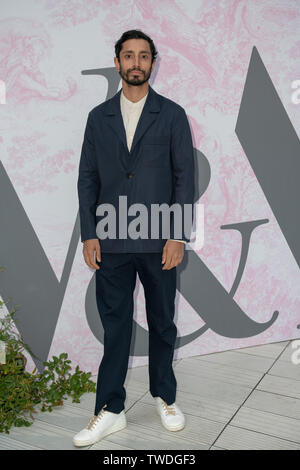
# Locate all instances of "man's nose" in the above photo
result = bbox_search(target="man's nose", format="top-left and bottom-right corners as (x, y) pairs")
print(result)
(133, 57), (141, 68)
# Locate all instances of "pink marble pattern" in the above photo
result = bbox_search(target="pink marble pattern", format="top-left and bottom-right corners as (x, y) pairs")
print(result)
(1, 0), (299, 375)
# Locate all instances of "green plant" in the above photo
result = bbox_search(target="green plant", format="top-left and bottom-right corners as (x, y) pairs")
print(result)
(0, 296), (96, 434)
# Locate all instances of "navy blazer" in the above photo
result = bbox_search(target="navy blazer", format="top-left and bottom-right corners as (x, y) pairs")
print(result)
(77, 84), (195, 253)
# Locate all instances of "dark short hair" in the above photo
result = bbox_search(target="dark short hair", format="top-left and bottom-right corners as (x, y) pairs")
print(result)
(115, 29), (158, 63)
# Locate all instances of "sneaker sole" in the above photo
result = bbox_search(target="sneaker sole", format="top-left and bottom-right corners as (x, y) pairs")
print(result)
(73, 416), (127, 447)
(156, 407), (185, 431)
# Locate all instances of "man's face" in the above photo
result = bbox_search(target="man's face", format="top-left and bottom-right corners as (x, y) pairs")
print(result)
(114, 38), (155, 87)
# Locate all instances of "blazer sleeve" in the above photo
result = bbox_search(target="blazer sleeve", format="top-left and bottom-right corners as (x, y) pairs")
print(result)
(77, 111), (101, 243)
(169, 106), (195, 243)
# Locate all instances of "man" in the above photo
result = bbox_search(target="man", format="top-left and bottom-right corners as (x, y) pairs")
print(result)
(73, 30), (194, 447)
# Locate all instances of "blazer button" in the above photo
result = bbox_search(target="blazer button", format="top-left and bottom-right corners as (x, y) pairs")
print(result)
(127, 172), (133, 178)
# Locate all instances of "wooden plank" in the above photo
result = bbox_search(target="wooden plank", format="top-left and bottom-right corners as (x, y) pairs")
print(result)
(230, 407), (300, 443)
(233, 341), (290, 359)
(182, 350), (273, 373)
(175, 357), (262, 388)
(173, 369), (253, 405)
(90, 441), (133, 450)
(278, 342), (300, 362)
(268, 360), (300, 382)
(3, 419), (82, 450)
(0, 435), (42, 450)
(257, 374), (300, 400)
(214, 424), (299, 450)
(244, 389), (300, 420)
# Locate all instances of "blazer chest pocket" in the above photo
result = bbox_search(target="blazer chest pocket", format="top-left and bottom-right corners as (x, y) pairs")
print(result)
(142, 135), (170, 167)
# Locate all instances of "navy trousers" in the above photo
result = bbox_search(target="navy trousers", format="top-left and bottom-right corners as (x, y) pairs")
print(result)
(94, 252), (177, 415)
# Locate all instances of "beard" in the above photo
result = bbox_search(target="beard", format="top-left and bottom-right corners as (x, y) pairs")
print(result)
(118, 64), (152, 87)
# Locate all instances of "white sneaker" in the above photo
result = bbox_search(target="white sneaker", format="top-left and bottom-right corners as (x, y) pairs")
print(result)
(72, 404), (127, 447)
(156, 397), (185, 431)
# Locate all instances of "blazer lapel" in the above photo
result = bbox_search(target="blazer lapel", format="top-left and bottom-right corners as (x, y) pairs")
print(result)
(129, 85), (160, 154)
(104, 88), (128, 153)
(104, 84), (161, 158)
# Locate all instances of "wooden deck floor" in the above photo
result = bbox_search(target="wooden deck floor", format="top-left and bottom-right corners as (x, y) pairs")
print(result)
(1, 340), (300, 450)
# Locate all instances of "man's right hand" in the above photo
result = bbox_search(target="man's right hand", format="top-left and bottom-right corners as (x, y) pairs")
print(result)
(82, 239), (101, 270)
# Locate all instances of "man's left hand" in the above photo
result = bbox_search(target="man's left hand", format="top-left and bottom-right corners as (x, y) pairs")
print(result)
(161, 240), (185, 270)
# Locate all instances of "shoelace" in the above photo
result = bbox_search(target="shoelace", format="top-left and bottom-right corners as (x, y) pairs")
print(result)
(86, 404), (107, 431)
(161, 400), (176, 416)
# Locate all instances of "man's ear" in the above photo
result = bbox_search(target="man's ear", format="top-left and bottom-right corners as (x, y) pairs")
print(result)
(114, 56), (120, 72)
